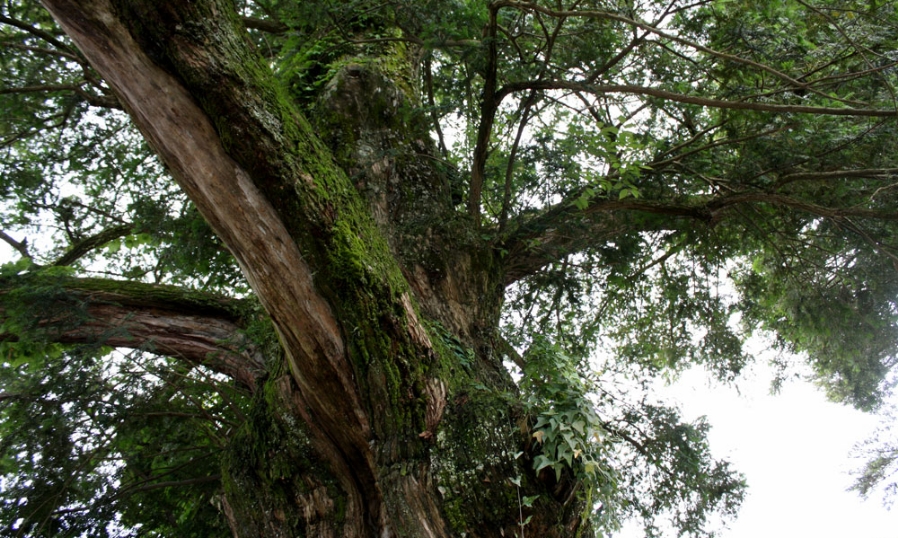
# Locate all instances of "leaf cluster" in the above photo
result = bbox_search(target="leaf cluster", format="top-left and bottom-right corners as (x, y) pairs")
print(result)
(516, 338), (745, 536)
(0, 341), (244, 537)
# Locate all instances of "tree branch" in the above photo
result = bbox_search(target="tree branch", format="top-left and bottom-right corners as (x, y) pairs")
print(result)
(0, 81), (121, 109)
(0, 230), (32, 260)
(499, 91), (538, 233)
(498, 80), (898, 117)
(0, 41), (82, 62)
(495, 1), (829, 97)
(0, 275), (264, 391)
(706, 192), (898, 221)
(794, 0), (897, 109)
(0, 13), (78, 57)
(502, 191), (898, 285)
(502, 202), (672, 286)
(52, 224), (133, 267)
(469, 3), (502, 227)
(241, 16), (287, 34)
(423, 56), (449, 158)
(0, 83), (84, 95)
(645, 122), (778, 172)
(116, 474), (221, 495)
(775, 168), (898, 187)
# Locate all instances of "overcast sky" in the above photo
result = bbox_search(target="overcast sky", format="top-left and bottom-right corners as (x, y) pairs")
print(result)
(618, 358), (898, 538)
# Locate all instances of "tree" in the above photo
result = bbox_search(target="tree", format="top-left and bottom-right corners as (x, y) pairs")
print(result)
(1, 0), (897, 536)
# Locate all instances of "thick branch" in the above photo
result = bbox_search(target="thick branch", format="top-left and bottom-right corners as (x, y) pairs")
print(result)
(503, 192), (898, 285)
(0, 275), (263, 391)
(241, 16), (287, 34)
(469, 3), (502, 227)
(41, 0), (361, 447)
(502, 199), (706, 285)
(0, 230), (32, 260)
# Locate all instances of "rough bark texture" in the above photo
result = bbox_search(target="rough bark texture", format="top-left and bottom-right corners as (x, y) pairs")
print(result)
(0, 276), (263, 391)
(37, 1), (589, 536)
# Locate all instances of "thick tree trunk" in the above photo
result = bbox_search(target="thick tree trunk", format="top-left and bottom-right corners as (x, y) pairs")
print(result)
(39, 1), (590, 536)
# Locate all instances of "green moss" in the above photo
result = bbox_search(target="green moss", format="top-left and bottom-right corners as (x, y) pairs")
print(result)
(107, 4), (518, 528)
(373, 35), (419, 101)
(430, 381), (521, 534)
(425, 328), (496, 525)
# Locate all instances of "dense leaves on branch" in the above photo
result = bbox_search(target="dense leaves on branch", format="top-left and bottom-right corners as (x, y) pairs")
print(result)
(1, 0), (897, 536)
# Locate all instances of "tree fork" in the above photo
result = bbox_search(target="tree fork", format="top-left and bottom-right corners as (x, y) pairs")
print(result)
(39, 0), (453, 534)
(38, 1), (594, 536)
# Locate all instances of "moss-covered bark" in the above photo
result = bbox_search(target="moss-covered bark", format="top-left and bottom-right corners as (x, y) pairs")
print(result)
(40, 0), (592, 535)
(0, 273), (265, 391)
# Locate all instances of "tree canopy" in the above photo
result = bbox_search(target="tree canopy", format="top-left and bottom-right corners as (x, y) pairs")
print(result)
(1, 0), (897, 536)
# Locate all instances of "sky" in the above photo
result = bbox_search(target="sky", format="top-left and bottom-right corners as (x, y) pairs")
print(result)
(618, 359), (898, 538)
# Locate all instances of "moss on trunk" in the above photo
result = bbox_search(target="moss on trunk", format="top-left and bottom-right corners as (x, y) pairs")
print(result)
(41, 1), (593, 535)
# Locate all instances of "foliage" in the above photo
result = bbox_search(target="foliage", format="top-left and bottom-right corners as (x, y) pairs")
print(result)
(0, 344), (241, 537)
(608, 404), (745, 537)
(516, 339), (745, 535)
(519, 340), (612, 496)
(851, 402), (898, 508)
(0, 274), (246, 536)
(1, 0), (897, 536)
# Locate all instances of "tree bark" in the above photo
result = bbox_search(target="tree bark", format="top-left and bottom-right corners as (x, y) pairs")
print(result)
(0, 275), (263, 391)
(38, 1), (590, 536)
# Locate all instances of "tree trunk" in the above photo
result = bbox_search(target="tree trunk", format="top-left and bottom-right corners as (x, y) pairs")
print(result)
(39, 1), (590, 536)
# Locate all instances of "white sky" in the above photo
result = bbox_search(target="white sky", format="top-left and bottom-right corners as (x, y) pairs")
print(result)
(618, 360), (898, 538)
